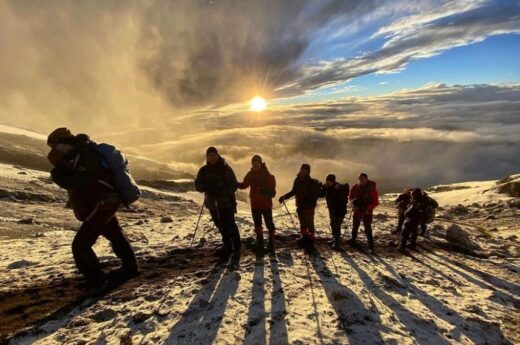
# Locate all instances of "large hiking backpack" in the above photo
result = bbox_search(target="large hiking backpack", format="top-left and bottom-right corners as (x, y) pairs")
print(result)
(424, 196), (439, 223)
(95, 143), (141, 207)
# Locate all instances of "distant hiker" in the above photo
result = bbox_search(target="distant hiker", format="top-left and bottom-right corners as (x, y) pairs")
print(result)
(348, 173), (379, 255)
(399, 188), (438, 252)
(47, 128), (139, 289)
(394, 188), (434, 236)
(320, 174), (349, 251)
(394, 189), (413, 234)
(238, 154), (277, 253)
(195, 147), (241, 267)
(279, 164), (322, 247)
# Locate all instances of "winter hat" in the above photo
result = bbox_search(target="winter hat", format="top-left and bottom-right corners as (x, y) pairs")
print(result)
(326, 174), (336, 182)
(206, 146), (218, 155)
(251, 154), (262, 164)
(47, 128), (74, 146)
(359, 173), (368, 179)
(300, 164), (311, 174)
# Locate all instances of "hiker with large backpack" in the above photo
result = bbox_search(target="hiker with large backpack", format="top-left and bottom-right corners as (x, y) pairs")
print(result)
(320, 174), (349, 251)
(347, 173), (379, 255)
(47, 128), (139, 289)
(238, 155), (277, 253)
(195, 147), (241, 268)
(393, 189), (413, 234)
(399, 188), (438, 252)
(279, 164), (322, 247)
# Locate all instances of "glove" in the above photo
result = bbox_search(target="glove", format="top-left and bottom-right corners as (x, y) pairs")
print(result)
(278, 196), (285, 204)
(47, 148), (64, 166)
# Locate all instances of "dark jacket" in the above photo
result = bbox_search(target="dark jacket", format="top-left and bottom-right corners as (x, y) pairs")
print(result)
(321, 182), (349, 215)
(50, 135), (116, 220)
(195, 156), (238, 210)
(238, 163), (276, 209)
(349, 180), (379, 213)
(282, 174), (322, 210)
(395, 190), (412, 211)
(405, 191), (438, 223)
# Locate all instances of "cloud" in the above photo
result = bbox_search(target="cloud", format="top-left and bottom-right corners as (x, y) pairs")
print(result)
(128, 83), (520, 191)
(277, 1), (520, 95)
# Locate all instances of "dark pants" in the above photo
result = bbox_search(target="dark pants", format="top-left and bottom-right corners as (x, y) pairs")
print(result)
(329, 210), (346, 241)
(400, 219), (419, 249)
(351, 211), (374, 249)
(209, 207), (241, 253)
(297, 208), (315, 239)
(72, 207), (138, 283)
(396, 210), (405, 232)
(251, 208), (275, 239)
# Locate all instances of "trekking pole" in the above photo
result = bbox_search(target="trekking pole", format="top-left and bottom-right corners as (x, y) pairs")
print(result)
(282, 200), (299, 235)
(189, 200), (205, 248)
(342, 210), (353, 239)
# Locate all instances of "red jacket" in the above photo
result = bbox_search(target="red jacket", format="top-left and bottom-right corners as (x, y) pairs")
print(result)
(349, 180), (379, 213)
(238, 164), (276, 209)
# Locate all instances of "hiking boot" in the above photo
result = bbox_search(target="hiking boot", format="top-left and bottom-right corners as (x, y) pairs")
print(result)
(266, 240), (275, 253)
(215, 246), (232, 258)
(346, 238), (358, 247)
(84, 276), (108, 291)
(397, 247), (407, 254)
(228, 252), (241, 270)
(106, 267), (139, 283)
(296, 236), (308, 247)
(331, 242), (344, 251)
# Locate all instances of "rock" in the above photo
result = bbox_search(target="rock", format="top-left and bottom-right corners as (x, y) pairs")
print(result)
(507, 199), (520, 209)
(7, 260), (36, 269)
(91, 309), (118, 323)
(135, 220), (145, 225)
(506, 235), (518, 241)
(497, 177), (520, 197)
(445, 224), (477, 251)
(485, 215), (497, 220)
(17, 217), (34, 224)
(449, 205), (468, 215)
(485, 202), (497, 208)
(471, 202), (480, 208)
(160, 216), (174, 223)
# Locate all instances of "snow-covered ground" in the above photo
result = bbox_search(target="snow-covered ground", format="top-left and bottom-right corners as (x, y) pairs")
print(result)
(0, 164), (519, 344)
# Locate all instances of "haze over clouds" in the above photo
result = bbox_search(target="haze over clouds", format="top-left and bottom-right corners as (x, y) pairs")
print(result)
(0, 0), (519, 190)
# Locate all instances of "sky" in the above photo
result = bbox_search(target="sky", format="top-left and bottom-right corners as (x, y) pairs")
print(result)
(0, 0), (519, 190)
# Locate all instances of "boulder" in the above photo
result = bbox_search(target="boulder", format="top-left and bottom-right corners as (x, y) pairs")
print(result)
(507, 199), (520, 209)
(445, 224), (477, 251)
(497, 177), (520, 197)
(160, 216), (174, 223)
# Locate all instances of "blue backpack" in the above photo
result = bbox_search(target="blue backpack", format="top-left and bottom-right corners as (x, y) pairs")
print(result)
(95, 143), (141, 207)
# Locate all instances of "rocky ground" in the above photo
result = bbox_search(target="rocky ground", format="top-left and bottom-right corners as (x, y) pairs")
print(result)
(0, 163), (519, 345)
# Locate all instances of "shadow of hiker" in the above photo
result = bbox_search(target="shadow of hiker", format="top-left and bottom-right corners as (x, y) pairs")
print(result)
(244, 255), (266, 345)
(418, 249), (520, 308)
(309, 250), (389, 344)
(166, 265), (239, 344)
(340, 252), (453, 345)
(422, 246), (520, 294)
(268, 249), (289, 345)
(375, 256), (514, 345)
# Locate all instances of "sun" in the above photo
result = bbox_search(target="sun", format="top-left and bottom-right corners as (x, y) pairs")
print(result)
(250, 96), (267, 112)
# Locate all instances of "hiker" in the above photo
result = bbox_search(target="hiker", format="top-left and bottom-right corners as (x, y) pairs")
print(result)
(399, 188), (438, 251)
(320, 174), (349, 251)
(394, 189), (413, 234)
(394, 188), (432, 236)
(238, 155), (277, 253)
(347, 173), (379, 254)
(195, 147), (241, 267)
(279, 164), (322, 247)
(47, 128), (139, 289)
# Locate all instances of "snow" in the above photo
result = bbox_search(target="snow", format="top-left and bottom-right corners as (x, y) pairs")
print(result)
(427, 178), (517, 207)
(0, 164), (518, 344)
